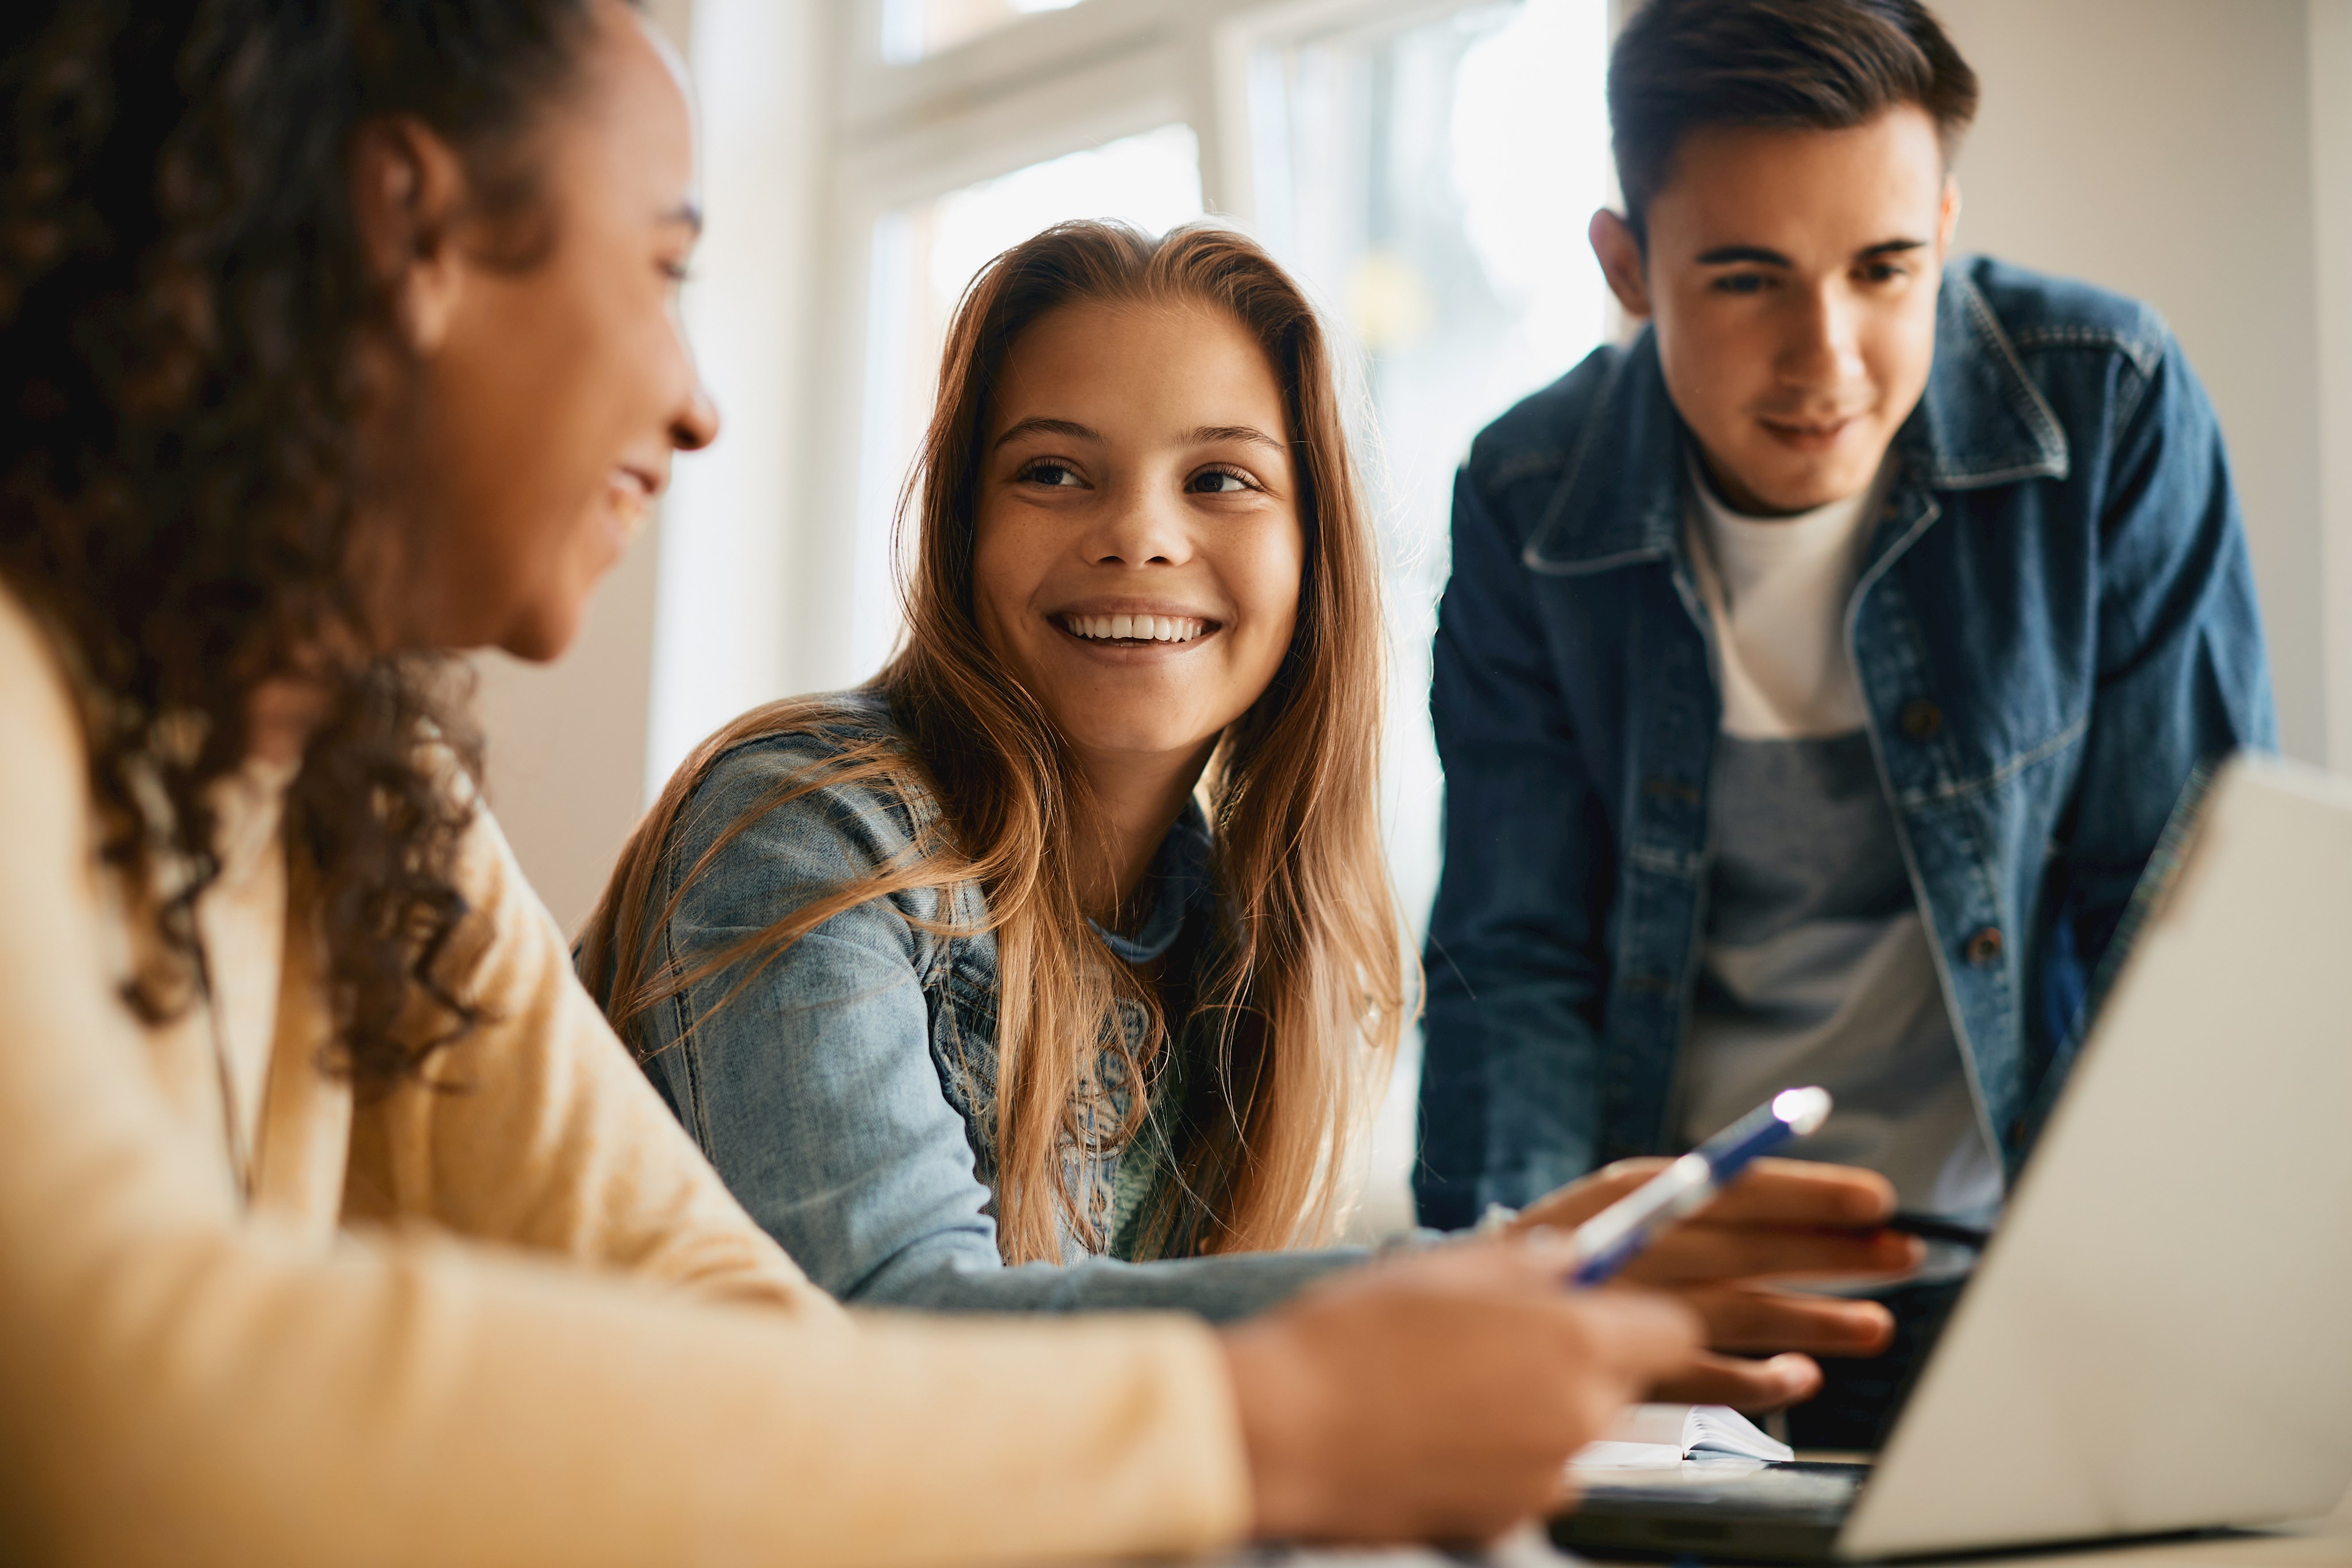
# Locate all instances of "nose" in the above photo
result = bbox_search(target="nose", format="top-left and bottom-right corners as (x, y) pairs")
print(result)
(672, 382), (719, 452)
(1084, 475), (1194, 568)
(1779, 282), (1865, 395)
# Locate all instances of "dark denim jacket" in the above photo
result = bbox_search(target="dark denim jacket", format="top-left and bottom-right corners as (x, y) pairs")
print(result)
(592, 693), (1356, 1320)
(1415, 257), (2276, 1229)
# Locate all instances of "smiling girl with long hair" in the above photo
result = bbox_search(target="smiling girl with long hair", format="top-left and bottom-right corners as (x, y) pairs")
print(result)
(579, 220), (1918, 1350)
(582, 222), (1398, 1298)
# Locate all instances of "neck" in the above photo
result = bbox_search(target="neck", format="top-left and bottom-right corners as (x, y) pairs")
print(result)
(1069, 737), (1217, 927)
(246, 676), (332, 769)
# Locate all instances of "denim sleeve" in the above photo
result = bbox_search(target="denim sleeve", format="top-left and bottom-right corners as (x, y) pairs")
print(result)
(2047, 337), (2277, 1035)
(1417, 469), (1615, 1230)
(648, 746), (1361, 1323)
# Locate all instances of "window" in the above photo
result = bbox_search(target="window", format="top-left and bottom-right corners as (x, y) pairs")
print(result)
(1243, 0), (1614, 1236)
(1246, 0), (1613, 985)
(881, 0), (1089, 63)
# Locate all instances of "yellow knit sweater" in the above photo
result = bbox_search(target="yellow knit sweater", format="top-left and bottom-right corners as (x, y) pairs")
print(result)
(0, 582), (1248, 1567)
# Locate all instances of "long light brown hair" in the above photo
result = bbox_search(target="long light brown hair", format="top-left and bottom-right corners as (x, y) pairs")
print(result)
(581, 220), (1407, 1263)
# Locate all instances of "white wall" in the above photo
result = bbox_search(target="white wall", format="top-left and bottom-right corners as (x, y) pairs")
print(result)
(2312, 0), (2352, 767)
(1935, 0), (2330, 762)
(473, 529), (661, 935)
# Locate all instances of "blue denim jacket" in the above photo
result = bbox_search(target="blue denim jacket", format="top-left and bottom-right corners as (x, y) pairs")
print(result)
(592, 692), (1359, 1319)
(1415, 257), (2276, 1230)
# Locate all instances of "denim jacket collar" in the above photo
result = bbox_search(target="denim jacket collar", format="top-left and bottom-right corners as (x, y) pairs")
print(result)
(1523, 268), (2071, 577)
(1092, 800), (1213, 966)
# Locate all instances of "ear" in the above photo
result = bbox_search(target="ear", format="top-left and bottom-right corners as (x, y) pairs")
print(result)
(1589, 208), (1653, 320)
(1937, 173), (1963, 257)
(349, 117), (473, 354)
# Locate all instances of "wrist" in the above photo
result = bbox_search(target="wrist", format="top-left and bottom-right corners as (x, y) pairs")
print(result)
(1217, 1317), (1332, 1540)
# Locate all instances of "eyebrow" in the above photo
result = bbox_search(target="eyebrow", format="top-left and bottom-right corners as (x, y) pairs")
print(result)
(1183, 424), (1288, 455)
(994, 417), (1099, 448)
(991, 419), (1289, 454)
(661, 199), (705, 236)
(1694, 238), (1930, 267)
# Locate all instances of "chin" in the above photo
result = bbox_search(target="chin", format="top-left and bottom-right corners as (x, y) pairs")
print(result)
(1746, 455), (1881, 515)
(1054, 710), (1217, 762)
(496, 600), (590, 663)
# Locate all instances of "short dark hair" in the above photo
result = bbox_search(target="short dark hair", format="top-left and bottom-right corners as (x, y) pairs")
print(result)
(1608, 0), (1979, 243)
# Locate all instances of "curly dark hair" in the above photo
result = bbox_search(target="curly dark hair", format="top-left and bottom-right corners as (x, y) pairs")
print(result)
(0, 0), (614, 1087)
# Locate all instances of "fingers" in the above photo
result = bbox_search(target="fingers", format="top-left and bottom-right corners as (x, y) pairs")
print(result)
(1511, 1159), (1902, 1269)
(1670, 1286), (1895, 1356)
(1511, 1158), (1672, 1231)
(1564, 1283), (1709, 1388)
(1223, 1238), (1705, 1546)
(1647, 1350), (1825, 1412)
(1693, 1159), (1897, 1227)
(1622, 1221), (1923, 1286)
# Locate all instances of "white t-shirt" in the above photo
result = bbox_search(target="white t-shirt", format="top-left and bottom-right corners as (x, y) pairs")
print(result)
(1677, 454), (2005, 1228)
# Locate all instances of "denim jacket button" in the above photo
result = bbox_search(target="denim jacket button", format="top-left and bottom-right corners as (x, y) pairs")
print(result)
(1900, 699), (1945, 741)
(1964, 926), (2004, 966)
(1641, 776), (1700, 806)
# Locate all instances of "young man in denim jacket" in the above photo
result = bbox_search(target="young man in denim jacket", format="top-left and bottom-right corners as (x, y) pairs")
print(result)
(1417, 0), (2274, 1445)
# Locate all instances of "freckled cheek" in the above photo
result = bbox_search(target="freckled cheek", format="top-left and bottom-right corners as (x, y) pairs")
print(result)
(968, 522), (1046, 669)
(1233, 533), (1306, 665)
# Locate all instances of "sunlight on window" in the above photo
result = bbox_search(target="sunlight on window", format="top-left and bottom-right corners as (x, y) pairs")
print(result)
(1248, 0), (1612, 1238)
(855, 124), (1205, 677)
(880, 0), (1086, 65)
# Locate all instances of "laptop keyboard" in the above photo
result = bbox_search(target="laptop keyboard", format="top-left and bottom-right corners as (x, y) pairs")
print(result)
(1577, 1461), (1870, 1521)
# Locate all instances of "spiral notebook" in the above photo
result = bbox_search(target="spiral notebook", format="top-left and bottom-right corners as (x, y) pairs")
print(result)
(1572, 1404), (1795, 1470)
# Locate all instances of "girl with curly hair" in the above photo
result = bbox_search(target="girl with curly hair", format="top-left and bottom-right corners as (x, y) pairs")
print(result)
(0, 1), (1717, 1562)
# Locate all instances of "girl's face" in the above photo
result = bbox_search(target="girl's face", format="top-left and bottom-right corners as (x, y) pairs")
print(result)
(972, 300), (1307, 776)
(362, 0), (716, 660)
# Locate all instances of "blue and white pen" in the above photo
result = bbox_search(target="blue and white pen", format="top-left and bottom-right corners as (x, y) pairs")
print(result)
(1563, 1086), (1834, 1288)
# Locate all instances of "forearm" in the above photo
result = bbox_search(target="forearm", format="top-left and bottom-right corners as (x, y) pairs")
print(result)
(855, 1243), (1368, 1322)
(8, 1223), (1247, 1568)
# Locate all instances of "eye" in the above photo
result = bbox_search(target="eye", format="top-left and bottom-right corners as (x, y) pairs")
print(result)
(1187, 466), (1258, 495)
(1017, 458), (1086, 489)
(1859, 260), (1909, 284)
(1709, 272), (1770, 296)
(659, 258), (693, 286)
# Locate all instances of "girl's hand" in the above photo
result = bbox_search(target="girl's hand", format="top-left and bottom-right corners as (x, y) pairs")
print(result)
(1511, 1157), (1925, 1411)
(1221, 1236), (1699, 1543)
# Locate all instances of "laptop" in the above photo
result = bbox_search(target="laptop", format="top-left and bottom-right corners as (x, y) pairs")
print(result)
(1552, 757), (2352, 1562)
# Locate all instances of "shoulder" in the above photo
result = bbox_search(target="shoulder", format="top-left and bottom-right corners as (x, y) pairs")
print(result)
(1463, 342), (1626, 508)
(0, 575), (98, 866)
(1954, 255), (2169, 378)
(0, 572), (83, 734)
(672, 690), (939, 893)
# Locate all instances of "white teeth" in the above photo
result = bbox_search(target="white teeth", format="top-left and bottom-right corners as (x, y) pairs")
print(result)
(1064, 614), (1208, 644)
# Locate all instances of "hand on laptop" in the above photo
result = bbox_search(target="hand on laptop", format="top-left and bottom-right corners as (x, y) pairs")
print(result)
(1220, 1233), (1699, 1543)
(1511, 1157), (1924, 1412)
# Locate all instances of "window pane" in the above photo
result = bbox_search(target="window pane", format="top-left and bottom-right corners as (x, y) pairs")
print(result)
(1249, 0), (1613, 1237)
(854, 123), (1205, 675)
(880, 0), (1086, 65)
